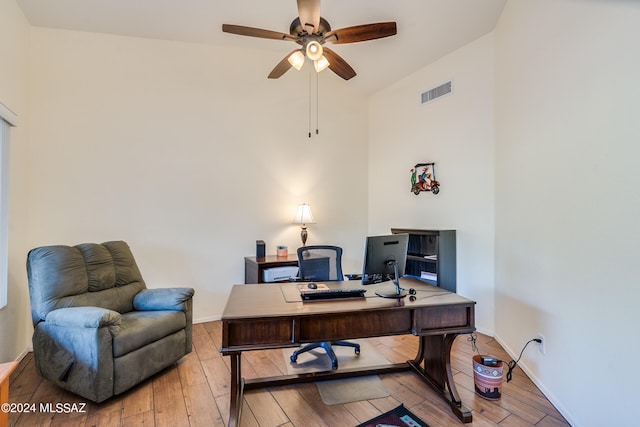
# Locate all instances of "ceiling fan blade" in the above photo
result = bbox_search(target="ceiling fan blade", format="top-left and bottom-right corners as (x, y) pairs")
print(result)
(222, 24), (297, 41)
(323, 47), (356, 81)
(297, 0), (321, 33)
(268, 50), (299, 79)
(325, 22), (397, 44)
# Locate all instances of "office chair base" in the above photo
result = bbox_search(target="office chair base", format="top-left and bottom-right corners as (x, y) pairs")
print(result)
(290, 341), (360, 370)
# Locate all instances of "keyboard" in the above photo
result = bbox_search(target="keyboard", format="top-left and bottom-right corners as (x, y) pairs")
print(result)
(300, 288), (366, 301)
(361, 274), (390, 285)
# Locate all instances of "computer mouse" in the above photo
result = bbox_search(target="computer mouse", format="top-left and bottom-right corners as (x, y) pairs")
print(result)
(307, 282), (318, 289)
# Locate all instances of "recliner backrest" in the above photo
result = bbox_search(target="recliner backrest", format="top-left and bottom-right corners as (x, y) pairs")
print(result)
(27, 240), (146, 325)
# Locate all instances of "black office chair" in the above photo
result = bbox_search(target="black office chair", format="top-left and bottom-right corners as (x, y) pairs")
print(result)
(290, 245), (360, 370)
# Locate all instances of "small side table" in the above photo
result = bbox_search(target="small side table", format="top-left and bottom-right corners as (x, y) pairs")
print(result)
(244, 255), (299, 284)
(1, 361), (18, 427)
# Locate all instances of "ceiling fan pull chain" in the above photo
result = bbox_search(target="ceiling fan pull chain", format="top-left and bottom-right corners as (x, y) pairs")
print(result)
(308, 68), (312, 138)
(316, 71), (319, 135)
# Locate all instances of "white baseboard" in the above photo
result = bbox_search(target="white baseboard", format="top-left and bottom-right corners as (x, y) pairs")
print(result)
(13, 347), (31, 362)
(193, 315), (221, 324)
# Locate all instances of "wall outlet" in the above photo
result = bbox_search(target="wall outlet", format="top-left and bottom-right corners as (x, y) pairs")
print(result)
(536, 334), (545, 355)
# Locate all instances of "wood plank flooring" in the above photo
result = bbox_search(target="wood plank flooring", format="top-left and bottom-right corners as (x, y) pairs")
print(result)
(7, 321), (569, 426)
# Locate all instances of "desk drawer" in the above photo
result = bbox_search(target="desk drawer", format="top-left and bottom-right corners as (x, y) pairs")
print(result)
(298, 310), (412, 342)
(413, 304), (475, 335)
(222, 318), (294, 351)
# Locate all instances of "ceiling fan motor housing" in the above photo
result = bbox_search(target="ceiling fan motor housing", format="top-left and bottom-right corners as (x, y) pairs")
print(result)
(290, 17), (332, 39)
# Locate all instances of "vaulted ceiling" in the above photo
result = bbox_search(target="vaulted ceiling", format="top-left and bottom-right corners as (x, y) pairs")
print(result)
(16, 0), (506, 94)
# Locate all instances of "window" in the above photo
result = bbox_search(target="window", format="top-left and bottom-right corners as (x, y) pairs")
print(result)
(0, 101), (17, 309)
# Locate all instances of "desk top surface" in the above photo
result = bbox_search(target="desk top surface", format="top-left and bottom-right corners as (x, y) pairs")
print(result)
(244, 255), (299, 264)
(222, 278), (475, 320)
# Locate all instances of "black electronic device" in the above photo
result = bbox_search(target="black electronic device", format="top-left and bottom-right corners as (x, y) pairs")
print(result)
(361, 233), (410, 298)
(481, 356), (499, 366)
(307, 282), (318, 289)
(256, 240), (265, 258)
(300, 288), (366, 301)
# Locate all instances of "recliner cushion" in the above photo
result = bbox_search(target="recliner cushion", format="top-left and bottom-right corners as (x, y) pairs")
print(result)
(76, 243), (117, 292)
(112, 310), (186, 357)
(28, 246), (89, 303)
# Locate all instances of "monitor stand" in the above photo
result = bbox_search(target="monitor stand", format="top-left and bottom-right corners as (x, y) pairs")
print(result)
(375, 260), (408, 299)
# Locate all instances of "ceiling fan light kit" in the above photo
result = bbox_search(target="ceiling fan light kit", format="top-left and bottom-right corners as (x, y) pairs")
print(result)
(313, 56), (330, 73)
(288, 50), (305, 70)
(222, 0), (397, 81)
(305, 40), (323, 60)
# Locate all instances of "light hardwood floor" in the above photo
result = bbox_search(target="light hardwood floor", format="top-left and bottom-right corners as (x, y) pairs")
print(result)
(8, 321), (569, 427)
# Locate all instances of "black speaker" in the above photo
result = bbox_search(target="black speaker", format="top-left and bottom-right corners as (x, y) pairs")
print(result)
(256, 240), (265, 258)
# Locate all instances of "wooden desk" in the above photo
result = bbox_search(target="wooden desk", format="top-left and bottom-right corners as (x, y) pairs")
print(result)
(1, 361), (18, 427)
(220, 278), (476, 426)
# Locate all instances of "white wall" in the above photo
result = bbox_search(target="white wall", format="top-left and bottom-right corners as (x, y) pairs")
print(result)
(494, 1), (640, 426)
(26, 28), (370, 322)
(369, 34), (496, 333)
(0, 0), (32, 363)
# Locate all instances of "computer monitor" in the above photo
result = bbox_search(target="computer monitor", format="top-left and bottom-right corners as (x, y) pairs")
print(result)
(361, 233), (409, 298)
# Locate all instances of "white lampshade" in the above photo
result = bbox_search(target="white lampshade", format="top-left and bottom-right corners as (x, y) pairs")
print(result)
(305, 41), (323, 61)
(314, 55), (330, 73)
(288, 50), (305, 71)
(292, 203), (315, 225)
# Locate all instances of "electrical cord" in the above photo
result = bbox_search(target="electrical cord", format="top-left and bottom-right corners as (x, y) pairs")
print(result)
(467, 333), (542, 382)
(467, 333), (480, 353)
(504, 338), (541, 382)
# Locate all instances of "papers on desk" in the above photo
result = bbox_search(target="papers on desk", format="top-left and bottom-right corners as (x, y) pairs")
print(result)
(420, 271), (437, 282)
(263, 266), (299, 282)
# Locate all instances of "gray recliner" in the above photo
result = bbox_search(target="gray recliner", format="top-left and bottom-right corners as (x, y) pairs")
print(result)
(26, 240), (194, 403)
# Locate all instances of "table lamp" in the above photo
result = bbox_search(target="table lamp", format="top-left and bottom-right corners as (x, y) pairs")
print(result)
(292, 203), (315, 245)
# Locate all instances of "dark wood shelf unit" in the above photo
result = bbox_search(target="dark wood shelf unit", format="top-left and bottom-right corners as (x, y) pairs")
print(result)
(244, 255), (299, 284)
(391, 228), (456, 293)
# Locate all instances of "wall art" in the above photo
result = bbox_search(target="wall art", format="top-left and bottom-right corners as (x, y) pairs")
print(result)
(410, 162), (440, 195)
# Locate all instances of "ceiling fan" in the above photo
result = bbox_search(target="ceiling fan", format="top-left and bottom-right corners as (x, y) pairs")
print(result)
(222, 0), (397, 81)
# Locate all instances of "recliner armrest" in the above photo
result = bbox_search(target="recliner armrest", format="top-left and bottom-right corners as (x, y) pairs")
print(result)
(133, 287), (194, 312)
(45, 306), (121, 328)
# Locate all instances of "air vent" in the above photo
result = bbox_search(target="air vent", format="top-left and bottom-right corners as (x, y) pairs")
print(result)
(421, 81), (452, 105)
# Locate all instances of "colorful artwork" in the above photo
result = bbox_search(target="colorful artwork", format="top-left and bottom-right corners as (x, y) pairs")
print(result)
(410, 162), (440, 195)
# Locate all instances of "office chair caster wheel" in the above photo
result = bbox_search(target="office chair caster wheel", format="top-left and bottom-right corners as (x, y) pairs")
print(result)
(355, 346), (361, 355)
(290, 354), (297, 363)
(408, 288), (416, 295)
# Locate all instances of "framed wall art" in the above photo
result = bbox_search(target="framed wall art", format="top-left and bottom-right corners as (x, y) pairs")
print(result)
(410, 162), (440, 195)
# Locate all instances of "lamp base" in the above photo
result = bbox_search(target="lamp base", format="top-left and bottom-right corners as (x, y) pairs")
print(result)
(300, 227), (308, 245)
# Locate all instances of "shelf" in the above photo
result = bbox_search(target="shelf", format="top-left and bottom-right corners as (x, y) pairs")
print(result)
(407, 255), (437, 263)
(392, 228), (456, 293)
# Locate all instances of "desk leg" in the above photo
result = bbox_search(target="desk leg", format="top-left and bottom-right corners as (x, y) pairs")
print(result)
(228, 353), (244, 427)
(408, 334), (472, 423)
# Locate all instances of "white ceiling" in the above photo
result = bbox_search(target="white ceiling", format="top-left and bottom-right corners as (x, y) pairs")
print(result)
(16, 0), (507, 95)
